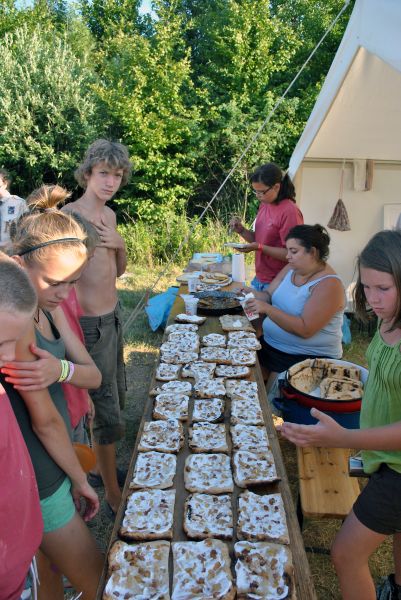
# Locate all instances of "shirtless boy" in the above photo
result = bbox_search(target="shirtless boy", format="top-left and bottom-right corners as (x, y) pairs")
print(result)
(63, 139), (132, 515)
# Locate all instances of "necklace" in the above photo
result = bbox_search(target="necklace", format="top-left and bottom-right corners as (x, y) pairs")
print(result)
(294, 265), (326, 286)
(34, 308), (40, 324)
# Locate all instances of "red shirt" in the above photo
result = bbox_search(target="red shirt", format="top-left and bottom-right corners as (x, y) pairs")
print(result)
(60, 288), (90, 428)
(0, 387), (43, 600)
(254, 198), (303, 283)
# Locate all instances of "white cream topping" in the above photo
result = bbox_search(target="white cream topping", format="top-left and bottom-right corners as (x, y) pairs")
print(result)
(189, 423), (228, 452)
(161, 339), (199, 353)
(122, 489), (176, 536)
(156, 363), (180, 381)
(192, 398), (225, 422)
(130, 452), (177, 489)
(185, 454), (233, 493)
(227, 337), (261, 350)
(105, 541), (170, 600)
(229, 348), (256, 366)
(154, 394), (189, 421)
(181, 361), (216, 378)
(199, 347), (231, 363)
(168, 331), (199, 343)
(201, 334), (227, 347)
(233, 450), (278, 487)
(230, 425), (270, 453)
(215, 365), (250, 378)
(175, 313), (206, 324)
(228, 331), (258, 341)
(172, 540), (233, 600)
(160, 350), (199, 365)
(194, 378), (226, 398)
(235, 541), (291, 599)
(185, 494), (233, 538)
(225, 380), (258, 398)
(139, 420), (183, 453)
(238, 491), (289, 544)
(231, 398), (263, 425)
(165, 323), (198, 333)
(154, 381), (192, 395)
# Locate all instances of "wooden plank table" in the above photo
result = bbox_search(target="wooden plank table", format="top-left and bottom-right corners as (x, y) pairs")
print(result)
(96, 285), (317, 600)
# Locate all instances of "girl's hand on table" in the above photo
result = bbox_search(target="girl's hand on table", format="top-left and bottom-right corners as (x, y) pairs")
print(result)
(279, 408), (348, 448)
(1, 344), (63, 390)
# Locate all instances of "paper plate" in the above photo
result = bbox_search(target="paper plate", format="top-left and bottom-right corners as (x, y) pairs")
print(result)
(224, 243), (250, 249)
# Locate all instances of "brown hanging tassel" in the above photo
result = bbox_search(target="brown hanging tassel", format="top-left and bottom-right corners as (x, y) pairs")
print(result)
(327, 160), (351, 231)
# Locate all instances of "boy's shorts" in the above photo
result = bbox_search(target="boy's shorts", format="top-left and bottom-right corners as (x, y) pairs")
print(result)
(80, 303), (126, 445)
(353, 464), (401, 535)
(40, 477), (75, 533)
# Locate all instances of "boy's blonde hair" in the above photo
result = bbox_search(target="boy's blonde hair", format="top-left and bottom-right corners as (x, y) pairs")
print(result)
(74, 139), (132, 188)
(0, 253), (37, 314)
(10, 185), (87, 265)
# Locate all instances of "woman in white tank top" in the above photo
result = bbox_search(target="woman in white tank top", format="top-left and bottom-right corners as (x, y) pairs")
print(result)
(244, 224), (345, 390)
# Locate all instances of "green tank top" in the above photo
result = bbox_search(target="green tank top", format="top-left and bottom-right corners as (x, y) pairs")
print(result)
(35, 311), (72, 438)
(360, 326), (401, 474)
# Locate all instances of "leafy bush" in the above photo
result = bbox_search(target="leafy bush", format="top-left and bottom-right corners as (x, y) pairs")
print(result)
(0, 24), (100, 195)
(119, 213), (233, 268)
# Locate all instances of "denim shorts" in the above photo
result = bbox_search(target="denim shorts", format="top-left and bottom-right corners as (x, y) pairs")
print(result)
(40, 477), (75, 533)
(80, 303), (126, 445)
(251, 276), (270, 292)
(353, 464), (401, 535)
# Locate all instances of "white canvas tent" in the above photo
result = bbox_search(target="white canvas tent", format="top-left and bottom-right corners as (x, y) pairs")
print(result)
(288, 0), (401, 302)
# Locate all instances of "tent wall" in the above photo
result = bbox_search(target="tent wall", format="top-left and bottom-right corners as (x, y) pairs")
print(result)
(295, 161), (401, 294)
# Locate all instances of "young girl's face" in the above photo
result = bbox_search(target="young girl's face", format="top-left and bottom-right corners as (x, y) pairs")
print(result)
(360, 267), (398, 323)
(21, 248), (87, 311)
(0, 310), (33, 366)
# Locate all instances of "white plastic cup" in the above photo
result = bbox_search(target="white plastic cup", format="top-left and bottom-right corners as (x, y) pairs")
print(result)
(184, 297), (199, 316)
(188, 276), (199, 293)
(240, 292), (259, 321)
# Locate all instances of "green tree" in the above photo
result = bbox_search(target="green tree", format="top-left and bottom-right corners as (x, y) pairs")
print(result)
(0, 24), (101, 195)
(93, 0), (201, 222)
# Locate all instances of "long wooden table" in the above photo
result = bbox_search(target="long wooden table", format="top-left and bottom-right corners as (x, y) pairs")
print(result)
(96, 287), (317, 600)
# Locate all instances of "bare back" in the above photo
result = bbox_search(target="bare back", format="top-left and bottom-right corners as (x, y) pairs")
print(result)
(62, 201), (119, 316)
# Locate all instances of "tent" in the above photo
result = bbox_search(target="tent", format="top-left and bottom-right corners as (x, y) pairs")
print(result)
(288, 0), (401, 303)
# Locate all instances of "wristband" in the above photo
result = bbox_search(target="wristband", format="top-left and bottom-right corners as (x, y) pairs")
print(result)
(64, 361), (75, 383)
(58, 359), (69, 383)
(257, 243), (263, 252)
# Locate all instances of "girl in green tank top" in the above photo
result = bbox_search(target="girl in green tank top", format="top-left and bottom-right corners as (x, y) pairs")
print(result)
(281, 230), (401, 600)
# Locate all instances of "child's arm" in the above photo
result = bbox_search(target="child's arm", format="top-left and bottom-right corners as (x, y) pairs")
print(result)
(14, 326), (99, 520)
(1, 307), (101, 391)
(280, 407), (401, 451)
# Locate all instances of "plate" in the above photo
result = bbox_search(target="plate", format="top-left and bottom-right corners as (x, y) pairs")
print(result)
(224, 243), (250, 249)
(176, 271), (202, 283)
(194, 290), (242, 315)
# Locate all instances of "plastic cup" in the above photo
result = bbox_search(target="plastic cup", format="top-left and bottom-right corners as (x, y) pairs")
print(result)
(240, 292), (259, 321)
(184, 297), (199, 316)
(73, 442), (97, 474)
(188, 276), (199, 293)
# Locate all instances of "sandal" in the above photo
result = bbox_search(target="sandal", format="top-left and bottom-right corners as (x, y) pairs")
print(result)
(88, 467), (127, 488)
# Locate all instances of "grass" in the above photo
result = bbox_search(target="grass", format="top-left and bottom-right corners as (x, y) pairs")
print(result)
(74, 265), (393, 600)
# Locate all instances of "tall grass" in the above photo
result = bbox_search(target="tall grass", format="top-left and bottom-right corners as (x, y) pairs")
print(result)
(119, 214), (235, 268)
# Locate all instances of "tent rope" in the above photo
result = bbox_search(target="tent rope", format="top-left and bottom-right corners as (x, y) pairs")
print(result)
(123, 0), (351, 335)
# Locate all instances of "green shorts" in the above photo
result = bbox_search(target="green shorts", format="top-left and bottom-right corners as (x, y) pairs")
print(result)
(40, 477), (76, 533)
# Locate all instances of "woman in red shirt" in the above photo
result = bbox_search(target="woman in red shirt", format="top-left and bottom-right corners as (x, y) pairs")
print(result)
(230, 162), (303, 291)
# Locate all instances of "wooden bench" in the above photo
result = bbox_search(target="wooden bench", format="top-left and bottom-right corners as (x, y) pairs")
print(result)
(297, 446), (361, 527)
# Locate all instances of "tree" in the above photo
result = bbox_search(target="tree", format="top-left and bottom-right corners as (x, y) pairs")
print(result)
(92, 0), (202, 222)
(0, 24), (101, 195)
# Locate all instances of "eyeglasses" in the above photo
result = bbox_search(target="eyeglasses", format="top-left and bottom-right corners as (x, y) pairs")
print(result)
(252, 186), (273, 197)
